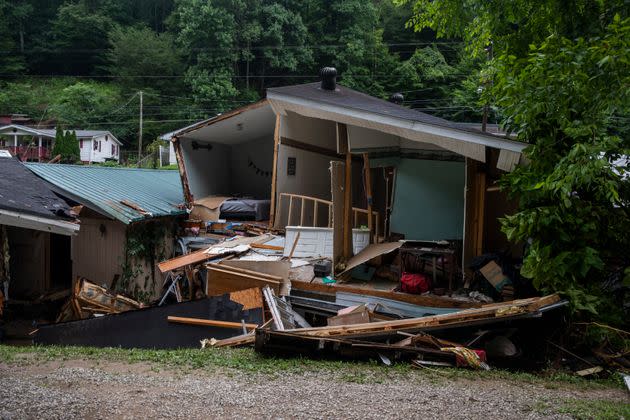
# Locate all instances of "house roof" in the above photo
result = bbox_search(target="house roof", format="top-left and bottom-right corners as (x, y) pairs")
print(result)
(37, 129), (123, 144)
(0, 124), (122, 144)
(25, 164), (186, 224)
(0, 154), (79, 235)
(267, 82), (527, 170)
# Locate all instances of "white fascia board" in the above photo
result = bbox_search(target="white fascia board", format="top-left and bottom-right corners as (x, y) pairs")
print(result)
(0, 209), (80, 236)
(267, 93), (527, 154)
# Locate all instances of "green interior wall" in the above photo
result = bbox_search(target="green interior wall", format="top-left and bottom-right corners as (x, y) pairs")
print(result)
(389, 159), (465, 240)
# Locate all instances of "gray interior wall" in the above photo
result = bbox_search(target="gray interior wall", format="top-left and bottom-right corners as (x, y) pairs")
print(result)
(276, 144), (338, 201)
(180, 139), (231, 199)
(229, 136), (273, 198)
(390, 159), (465, 240)
(280, 112), (337, 150)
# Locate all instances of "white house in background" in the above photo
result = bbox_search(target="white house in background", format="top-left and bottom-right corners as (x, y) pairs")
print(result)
(0, 124), (121, 163)
(37, 129), (122, 163)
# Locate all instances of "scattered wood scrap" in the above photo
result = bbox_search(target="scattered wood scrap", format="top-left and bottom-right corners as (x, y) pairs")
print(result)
(167, 316), (258, 330)
(206, 263), (281, 296)
(56, 277), (142, 322)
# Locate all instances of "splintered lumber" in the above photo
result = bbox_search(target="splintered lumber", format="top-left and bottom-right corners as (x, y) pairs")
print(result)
(284, 294), (561, 338)
(158, 248), (218, 273)
(250, 243), (284, 251)
(167, 316), (258, 330)
(206, 263), (281, 296)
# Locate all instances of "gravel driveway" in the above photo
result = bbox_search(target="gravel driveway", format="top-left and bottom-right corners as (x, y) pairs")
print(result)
(0, 359), (627, 419)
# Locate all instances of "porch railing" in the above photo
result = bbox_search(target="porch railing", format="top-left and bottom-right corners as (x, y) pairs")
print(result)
(276, 192), (380, 240)
(1, 146), (51, 161)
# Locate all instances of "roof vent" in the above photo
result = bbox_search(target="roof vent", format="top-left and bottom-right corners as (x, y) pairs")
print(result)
(320, 67), (337, 91)
(390, 93), (404, 105)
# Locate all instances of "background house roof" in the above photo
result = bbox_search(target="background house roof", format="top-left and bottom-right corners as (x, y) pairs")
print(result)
(36, 129), (123, 144)
(25, 164), (186, 224)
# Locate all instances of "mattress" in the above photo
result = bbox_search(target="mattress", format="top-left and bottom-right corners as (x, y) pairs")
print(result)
(220, 198), (271, 221)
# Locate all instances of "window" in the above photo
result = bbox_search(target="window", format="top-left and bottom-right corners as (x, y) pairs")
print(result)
(93, 141), (98, 151)
(80, 139), (83, 149)
(111, 144), (115, 155)
(98, 141), (101, 152)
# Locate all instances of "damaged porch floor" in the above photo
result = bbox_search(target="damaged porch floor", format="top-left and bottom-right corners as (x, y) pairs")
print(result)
(1, 346), (628, 419)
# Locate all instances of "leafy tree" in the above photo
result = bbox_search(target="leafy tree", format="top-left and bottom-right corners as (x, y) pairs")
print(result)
(106, 25), (184, 93)
(52, 127), (80, 163)
(496, 18), (630, 318)
(403, 0), (630, 319)
(49, 82), (122, 128)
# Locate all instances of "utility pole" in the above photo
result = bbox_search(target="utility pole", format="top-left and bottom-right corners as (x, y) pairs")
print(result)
(138, 90), (143, 164)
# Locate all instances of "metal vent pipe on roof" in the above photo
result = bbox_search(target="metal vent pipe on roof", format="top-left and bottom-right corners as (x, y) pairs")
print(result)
(320, 67), (337, 90)
(390, 93), (404, 105)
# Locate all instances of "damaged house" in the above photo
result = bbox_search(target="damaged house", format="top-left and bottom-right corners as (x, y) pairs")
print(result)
(25, 164), (187, 300)
(167, 69), (527, 296)
(0, 153), (79, 339)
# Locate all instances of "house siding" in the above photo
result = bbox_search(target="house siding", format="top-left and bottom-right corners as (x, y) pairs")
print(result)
(82, 134), (120, 163)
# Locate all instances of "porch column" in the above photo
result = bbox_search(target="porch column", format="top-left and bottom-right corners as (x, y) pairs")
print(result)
(38, 136), (42, 161)
(13, 134), (17, 148)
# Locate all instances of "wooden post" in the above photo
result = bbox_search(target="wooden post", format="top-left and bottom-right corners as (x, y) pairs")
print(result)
(288, 195), (294, 226)
(269, 114), (281, 228)
(337, 123), (353, 259)
(300, 197), (306, 226)
(313, 201), (318, 227)
(475, 171), (486, 256)
(362, 153), (374, 243)
(172, 137), (194, 205)
(330, 161), (345, 273)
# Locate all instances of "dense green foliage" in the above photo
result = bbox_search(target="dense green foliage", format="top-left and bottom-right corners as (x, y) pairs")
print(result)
(404, 0), (630, 322)
(0, 0), (484, 150)
(51, 127), (80, 163)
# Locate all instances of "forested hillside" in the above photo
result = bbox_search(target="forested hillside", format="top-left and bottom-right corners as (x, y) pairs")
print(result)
(0, 0), (484, 149)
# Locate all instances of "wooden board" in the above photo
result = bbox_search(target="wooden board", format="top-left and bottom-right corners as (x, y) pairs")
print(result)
(229, 287), (264, 311)
(221, 260), (290, 295)
(269, 114), (281, 228)
(167, 316), (258, 330)
(206, 265), (281, 296)
(158, 248), (217, 273)
(284, 294), (561, 338)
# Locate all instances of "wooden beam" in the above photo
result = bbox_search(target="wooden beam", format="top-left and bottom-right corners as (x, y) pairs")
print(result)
(337, 123), (353, 259)
(167, 316), (258, 330)
(269, 114), (281, 228)
(158, 248), (217, 273)
(281, 136), (341, 159)
(172, 137), (193, 205)
(330, 161), (345, 273)
(363, 153), (373, 243)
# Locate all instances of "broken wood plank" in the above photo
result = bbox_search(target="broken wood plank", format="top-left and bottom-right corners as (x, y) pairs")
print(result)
(284, 294), (561, 338)
(330, 161), (345, 273)
(206, 265), (281, 296)
(167, 316), (258, 330)
(250, 243), (284, 251)
(158, 248), (218, 273)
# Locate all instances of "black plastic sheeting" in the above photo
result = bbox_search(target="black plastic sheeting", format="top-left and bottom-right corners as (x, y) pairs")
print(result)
(34, 294), (263, 349)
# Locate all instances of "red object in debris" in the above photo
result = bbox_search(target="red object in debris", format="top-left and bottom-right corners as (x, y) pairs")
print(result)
(400, 272), (431, 294)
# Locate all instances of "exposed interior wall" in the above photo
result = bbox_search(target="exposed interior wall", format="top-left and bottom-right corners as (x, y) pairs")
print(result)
(276, 144), (338, 201)
(181, 136), (273, 200)
(72, 216), (126, 286)
(180, 140), (231, 199)
(390, 159), (465, 240)
(229, 135), (274, 198)
(280, 112), (337, 150)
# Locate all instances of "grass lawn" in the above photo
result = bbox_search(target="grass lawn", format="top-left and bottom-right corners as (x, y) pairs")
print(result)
(0, 344), (625, 390)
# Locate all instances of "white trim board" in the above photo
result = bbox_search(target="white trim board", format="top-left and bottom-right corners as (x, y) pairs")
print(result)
(0, 209), (80, 236)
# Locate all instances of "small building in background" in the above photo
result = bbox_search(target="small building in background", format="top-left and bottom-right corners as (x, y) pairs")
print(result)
(0, 124), (121, 163)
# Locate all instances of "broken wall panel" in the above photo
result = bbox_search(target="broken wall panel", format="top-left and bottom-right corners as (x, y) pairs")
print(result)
(35, 294), (264, 349)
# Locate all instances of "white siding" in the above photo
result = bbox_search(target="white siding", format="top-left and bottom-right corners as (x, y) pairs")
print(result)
(79, 138), (92, 162)
(88, 134), (120, 163)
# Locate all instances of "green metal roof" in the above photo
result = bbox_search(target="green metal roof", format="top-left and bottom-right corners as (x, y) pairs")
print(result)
(26, 164), (186, 224)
